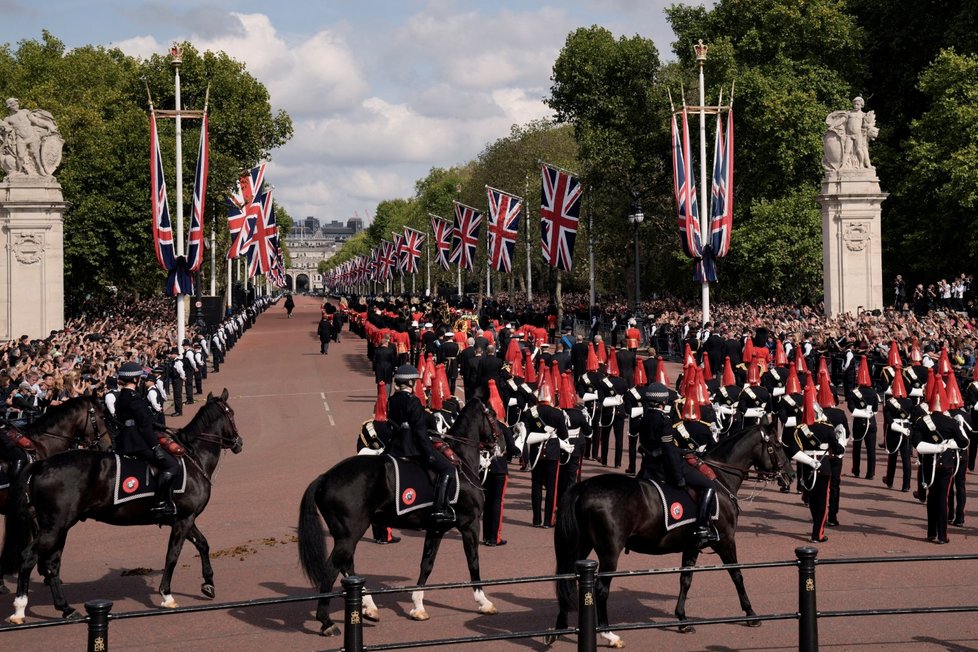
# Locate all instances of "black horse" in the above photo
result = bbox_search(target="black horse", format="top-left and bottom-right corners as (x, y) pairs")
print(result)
(548, 424), (793, 648)
(0, 395), (112, 512)
(1, 390), (242, 623)
(298, 397), (502, 636)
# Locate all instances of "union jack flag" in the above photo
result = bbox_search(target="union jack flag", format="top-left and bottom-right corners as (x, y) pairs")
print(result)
(539, 163), (582, 271)
(672, 106), (708, 281)
(150, 112), (175, 271)
(246, 190), (278, 278)
(186, 114), (208, 273)
(366, 248), (379, 282)
(485, 186), (522, 272)
(431, 215), (453, 271)
(391, 232), (405, 276)
(228, 164), (266, 259)
(380, 240), (398, 280)
(710, 107), (734, 260)
(450, 201), (482, 270)
(401, 227), (425, 275)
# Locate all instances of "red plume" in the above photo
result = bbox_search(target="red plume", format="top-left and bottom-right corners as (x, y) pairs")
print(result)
(510, 351), (524, 379)
(747, 360), (762, 386)
(909, 338), (922, 364)
(430, 376), (444, 410)
(683, 343), (695, 368)
(937, 348), (952, 377)
(681, 383), (701, 421)
(774, 340), (788, 367)
(946, 371), (964, 410)
(537, 369), (555, 405)
(817, 355), (829, 380)
(802, 373), (817, 426)
(695, 367), (710, 405)
(887, 341), (902, 367)
(586, 343), (599, 373)
(633, 356), (648, 386)
(413, 378), (427, 405)
(537, 359), (548, 387)
(742, 337), (754, 363)
(924, 367), (935, 404)
(374, 382), (388, 422)
(680, 364), (693, 395)
(487, 380), (506, 421)
(890, 364), (908, 399)
(701, 354), (713, 381)
(552, 361), (562, 387)
(655, 356), (670, 386)
(505, 337), (521, 365)
(722, 356), (736, 386)
(786, 364), (802, 395)
(795, 351), (809, 376)
(559, 372), (577, 409)
(524, 351), (537, 384)
(608, 347), (620, 377)
(931, 375), (948, 413)
(424, 354), (437, 388)
(597, 341), (608, 365)
(435, 364), (451, 401)
(856, 355), (871, 388)
(817, 369), (836, 408)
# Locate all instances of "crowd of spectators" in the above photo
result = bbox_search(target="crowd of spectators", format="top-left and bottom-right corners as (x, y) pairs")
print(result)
(0, 295), (209, 419)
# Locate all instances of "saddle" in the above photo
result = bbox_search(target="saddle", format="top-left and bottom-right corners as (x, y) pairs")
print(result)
(3, 425), (34, 452)
(640, 477), (720, 531)
(387, 455), (459, 515)
(113, 454), (187, 506)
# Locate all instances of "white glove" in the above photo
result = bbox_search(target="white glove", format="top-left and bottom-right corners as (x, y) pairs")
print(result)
(581, 392), (599, 403)
(357, 447), (383, 456)
(910, 387), (924, 397)
(791, 450), (818, 468)
(718, 405), (736, 416)
(558, 438), (575, 454)
(851, 407), (872, 420)
(525, 431), (551, 447)
(744, 407), (765, 419)
(890, 421), (909, 435)
(916, 441), (945, 454)
(784, 416), (797, 428)
(772, 387), (785, 397)
(512, 423), (528, 454)
(507, 397), (518, 406)
(602, 395), (623, 407)
(630, 407), (644, 419)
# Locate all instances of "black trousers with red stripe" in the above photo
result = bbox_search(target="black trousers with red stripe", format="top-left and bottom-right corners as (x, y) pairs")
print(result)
(927, 466), (953, 541)
(557, 455), (581, 507)
(531, 458), (560, 527)
(806, 468), (831, 540)
(482, 473), (508, 543)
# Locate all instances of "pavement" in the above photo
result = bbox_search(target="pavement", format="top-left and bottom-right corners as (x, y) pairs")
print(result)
(1, 294), (977, 651)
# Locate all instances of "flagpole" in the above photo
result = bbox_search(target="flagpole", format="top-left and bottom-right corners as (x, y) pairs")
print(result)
(425, 222), (431, 296)
(588, 186), (595, 318)
(227, 258), (232, 312)
(525, 174), (532, 303)
(209, 227), (216, 295)
(696, 39), (710, 326)
(171, 45), (187, 350)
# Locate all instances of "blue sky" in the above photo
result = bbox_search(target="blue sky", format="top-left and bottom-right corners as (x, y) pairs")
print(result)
(0, 1), (694, 224)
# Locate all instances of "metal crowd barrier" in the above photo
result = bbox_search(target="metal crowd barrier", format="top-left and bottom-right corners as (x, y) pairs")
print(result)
(3, 547), (978, 651)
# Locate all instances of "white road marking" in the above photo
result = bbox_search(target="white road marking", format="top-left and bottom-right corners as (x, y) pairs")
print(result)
(328, 414), (335, 426)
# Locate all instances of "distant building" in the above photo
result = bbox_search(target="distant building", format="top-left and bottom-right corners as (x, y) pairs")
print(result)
(284, 216), (365, 291)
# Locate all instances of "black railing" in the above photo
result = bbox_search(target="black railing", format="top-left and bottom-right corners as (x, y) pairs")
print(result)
(3, 547), (978, 651)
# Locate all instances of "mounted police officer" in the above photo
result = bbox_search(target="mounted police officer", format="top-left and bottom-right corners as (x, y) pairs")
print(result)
(115, 362), (180, 519)
(386, 364), (455, 525)
(667, 393), (720, 547)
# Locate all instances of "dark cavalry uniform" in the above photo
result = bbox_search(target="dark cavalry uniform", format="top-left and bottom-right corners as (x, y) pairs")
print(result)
(437, 339), (461, 393)
(373, 344), (396, 386)
(523, 404), (568, 528)
(847, 386), (880, 479)
(558, 407), (591, 504)
(115, 386), (180, 516)
(911, 411), (970, 543)
(481, 424), (519, 546)
(785, 421), (845, 542)
(882, 395), (915, 491)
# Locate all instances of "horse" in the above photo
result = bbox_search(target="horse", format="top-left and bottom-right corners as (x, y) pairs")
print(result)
(0, 394), (112, 514)
(297, 397), (503, 637)
(548, 424), (793, 648)
(1, 390), (242, 623)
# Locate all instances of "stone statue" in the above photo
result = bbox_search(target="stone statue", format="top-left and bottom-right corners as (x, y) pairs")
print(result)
(822, 96), (879, 172)
(0, 98), (63, 178)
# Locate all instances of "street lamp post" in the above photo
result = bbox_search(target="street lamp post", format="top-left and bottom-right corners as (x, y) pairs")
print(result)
(694, 38), (711, 325)
(627, 197), (644, 309)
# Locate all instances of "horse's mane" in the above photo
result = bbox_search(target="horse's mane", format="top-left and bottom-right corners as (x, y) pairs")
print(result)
(178, 398), (225, 443)
(26, 395), (95, 434)
(448, 398), (483, 441)
(705, 424), (764, 460)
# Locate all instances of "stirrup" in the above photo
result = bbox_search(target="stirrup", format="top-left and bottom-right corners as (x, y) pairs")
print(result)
(150, 501), (177, 518)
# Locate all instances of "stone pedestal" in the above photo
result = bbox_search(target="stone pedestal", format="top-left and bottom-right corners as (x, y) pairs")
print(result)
(0, 177), (66, 339)
(817, 169), (887, 318)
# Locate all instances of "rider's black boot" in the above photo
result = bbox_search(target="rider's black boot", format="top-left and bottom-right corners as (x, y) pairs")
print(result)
(150, 471), (177, 519)
(694, 487), (719, 547)
(431, 473), (456, 526)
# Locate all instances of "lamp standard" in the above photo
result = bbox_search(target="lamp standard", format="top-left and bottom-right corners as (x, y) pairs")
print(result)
(627, 197), (644, 309)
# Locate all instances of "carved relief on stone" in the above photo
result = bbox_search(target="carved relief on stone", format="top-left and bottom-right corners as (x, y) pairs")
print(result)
(12, 231), (44, 264)
(842, 221), (869, 252)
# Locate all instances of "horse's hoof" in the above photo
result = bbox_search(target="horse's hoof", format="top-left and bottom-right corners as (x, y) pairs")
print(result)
(160, 596), (179, 609)
(201, 583), (216, 600)
(63, 608), (82, 620)
(600, 632), (625, 648)
(320, 624), (341, 637)
(6, 616), (24, 625)
(746, 619), (762, 627)
(362, 606), (380, 622)
(409, 608), (429, 621)
(678, 624), (696, 634)
(478, 603), (498, 615)
(543, 633), (558, 646)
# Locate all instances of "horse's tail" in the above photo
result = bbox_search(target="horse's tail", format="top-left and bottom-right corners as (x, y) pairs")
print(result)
(554, 479), (586, 614)
(1, 463), (37, 576)
(297, 473), (330, 589)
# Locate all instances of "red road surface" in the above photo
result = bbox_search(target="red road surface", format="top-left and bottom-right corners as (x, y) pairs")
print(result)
(2, 295), (977, 650)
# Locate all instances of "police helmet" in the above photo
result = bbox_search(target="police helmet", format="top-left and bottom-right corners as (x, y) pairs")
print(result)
(393, 364), (420, 384)
(118, 361), (144, 381)
(643, 382), (670, 405)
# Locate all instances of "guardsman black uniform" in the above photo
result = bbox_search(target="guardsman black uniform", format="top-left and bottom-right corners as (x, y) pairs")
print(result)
(522, 399), (569, 528)
(911, 392), (969, 543)
(785, 416), (844, 543)
(436, 333), (460, 394)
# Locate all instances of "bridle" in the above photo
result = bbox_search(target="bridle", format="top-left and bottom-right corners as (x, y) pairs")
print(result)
(173, 399), (243, 456)
(12, 400), (110, 451)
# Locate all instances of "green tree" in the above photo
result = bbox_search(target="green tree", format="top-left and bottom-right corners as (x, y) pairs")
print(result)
(0, 33), (292, 304)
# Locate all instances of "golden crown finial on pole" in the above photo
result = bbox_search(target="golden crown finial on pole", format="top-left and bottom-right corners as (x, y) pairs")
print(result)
(693, 39), (708, 63)
(170, 43), (184, 66)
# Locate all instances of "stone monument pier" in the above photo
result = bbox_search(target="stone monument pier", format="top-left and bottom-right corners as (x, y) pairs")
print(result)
(0, 98), (66, 339)
(817, 97), (887, 318)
